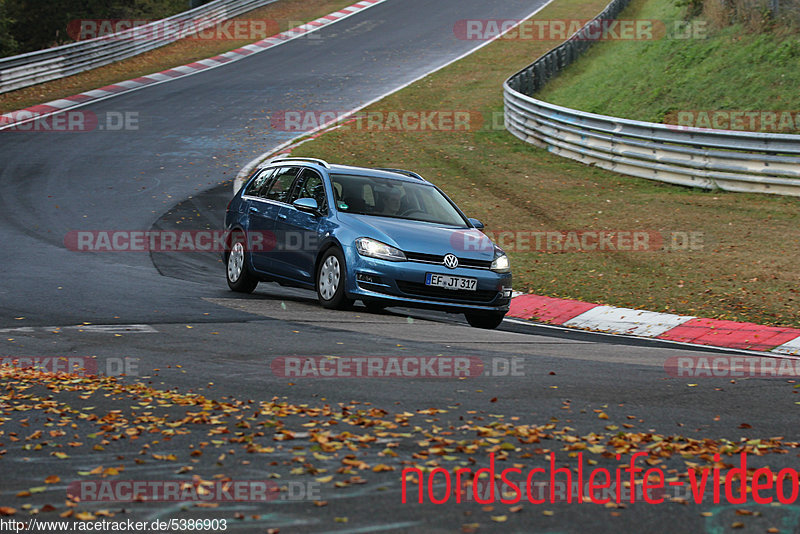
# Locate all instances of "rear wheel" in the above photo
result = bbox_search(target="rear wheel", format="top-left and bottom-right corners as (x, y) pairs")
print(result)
(465, 312), (505, 329)
(226, 233), (258, 293)
(317, 248), (353, 310)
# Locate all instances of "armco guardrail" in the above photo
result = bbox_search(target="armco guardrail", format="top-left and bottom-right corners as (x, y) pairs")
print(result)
(503, 0), (800, 197)
(0, 0), (276, 94)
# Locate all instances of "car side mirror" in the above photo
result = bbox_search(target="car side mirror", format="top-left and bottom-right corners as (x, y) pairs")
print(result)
(468, 218), (484, 230)
(293, 197), (320, 215)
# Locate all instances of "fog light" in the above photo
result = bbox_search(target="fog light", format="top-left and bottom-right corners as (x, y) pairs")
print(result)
(357, 273), (381, 284)
(502, 287), (513, 298)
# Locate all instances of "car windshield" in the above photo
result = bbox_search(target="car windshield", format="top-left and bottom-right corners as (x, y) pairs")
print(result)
(330, 173), (468, 227)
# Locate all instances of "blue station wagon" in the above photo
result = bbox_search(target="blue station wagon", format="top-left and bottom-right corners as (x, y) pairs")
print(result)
(224, 157), (512, 328)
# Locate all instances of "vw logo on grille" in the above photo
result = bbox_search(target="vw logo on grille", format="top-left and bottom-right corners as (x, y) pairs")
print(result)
(443, 254), (459, 269)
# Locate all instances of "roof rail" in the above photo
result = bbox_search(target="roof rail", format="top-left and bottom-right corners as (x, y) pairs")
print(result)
(374, 167), (425, 180)
(268, 156), (330, 169)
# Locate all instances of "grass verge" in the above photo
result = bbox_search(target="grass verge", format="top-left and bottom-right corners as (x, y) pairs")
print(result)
(289, 0), (800, 327)
(535, 0), (800, 131)
(0, 0), (357, 113)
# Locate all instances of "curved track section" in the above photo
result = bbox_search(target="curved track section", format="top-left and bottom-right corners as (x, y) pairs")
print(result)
(0, 0), (543, 328)
(3, 2), (799, 532)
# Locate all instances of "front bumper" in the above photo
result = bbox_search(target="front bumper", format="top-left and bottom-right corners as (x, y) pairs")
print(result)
(343, 245), (512, 314)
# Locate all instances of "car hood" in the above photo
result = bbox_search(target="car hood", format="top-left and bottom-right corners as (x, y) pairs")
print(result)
(338, 214), (497, 260)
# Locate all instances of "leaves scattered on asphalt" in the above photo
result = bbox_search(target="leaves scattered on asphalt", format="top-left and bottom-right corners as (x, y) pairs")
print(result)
(1, 362), (797, 529)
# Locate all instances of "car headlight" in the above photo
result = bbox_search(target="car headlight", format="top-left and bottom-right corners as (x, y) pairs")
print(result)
(491, 253), (510, 273)
(355, 237), (406, 262)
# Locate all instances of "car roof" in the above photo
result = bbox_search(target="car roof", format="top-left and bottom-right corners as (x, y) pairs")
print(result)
(329, 164), (429, 183)
(257, 159), (431, 185)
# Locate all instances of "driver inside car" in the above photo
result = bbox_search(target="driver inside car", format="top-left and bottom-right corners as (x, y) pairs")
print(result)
(380, 185), (405, 216)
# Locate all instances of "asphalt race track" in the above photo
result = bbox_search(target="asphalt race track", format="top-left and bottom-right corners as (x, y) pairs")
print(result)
(2, 1), (799, 533)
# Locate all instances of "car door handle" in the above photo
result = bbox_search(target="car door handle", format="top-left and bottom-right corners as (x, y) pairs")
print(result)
(278, 213), (287, 219)
(249, 206), (259, 213)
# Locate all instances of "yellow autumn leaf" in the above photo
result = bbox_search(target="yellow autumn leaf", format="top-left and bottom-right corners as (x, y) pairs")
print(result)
(372, 464), (395, 472)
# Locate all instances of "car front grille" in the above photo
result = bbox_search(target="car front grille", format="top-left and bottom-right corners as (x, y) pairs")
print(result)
(404, 252), (493, 270)
(395, 281), (498, 303)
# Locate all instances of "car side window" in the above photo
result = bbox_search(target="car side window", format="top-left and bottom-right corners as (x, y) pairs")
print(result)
(243, 168), (275, 197)
(263, 166), (301, 203)
(292, 169), (327, 214)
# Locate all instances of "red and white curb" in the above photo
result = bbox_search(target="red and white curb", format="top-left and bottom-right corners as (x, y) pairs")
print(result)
(0, 0), (388, 131)
(508, 294), (800, 355)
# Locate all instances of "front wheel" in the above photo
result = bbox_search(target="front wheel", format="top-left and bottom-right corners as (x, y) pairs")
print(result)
(226, 233), (258, 293)
(316, 248), (354, 310)
(465, 312), (505, 329)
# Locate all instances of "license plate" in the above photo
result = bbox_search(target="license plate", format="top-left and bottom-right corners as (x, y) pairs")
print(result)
(425, 273), (477, 291)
